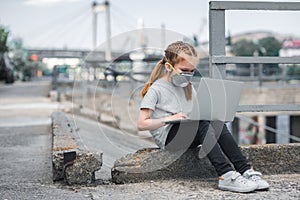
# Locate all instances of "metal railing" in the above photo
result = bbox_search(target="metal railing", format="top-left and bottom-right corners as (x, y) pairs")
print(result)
(209, 1), (300, 113)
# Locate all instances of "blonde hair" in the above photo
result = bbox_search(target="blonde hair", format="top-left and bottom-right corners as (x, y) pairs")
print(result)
(141, 41), (197, 100)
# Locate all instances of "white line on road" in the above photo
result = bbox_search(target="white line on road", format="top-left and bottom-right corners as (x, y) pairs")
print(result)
(0, 118), (51, 127)
(0, 81), (50, 89)
(0, 103), (62, 110)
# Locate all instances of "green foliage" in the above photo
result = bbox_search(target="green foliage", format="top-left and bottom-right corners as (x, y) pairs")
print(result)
(231, 39), (260, 56)
(8, 38), (28, 72)
(230, 36), (283, 75)
(0, 25), (9, 54)
(1, 25), (47, 81)
(287, 65), (300, 76)
(8, 37), (42, 80)
(258, 36), (282, 56)
(231, 36), (282, 57)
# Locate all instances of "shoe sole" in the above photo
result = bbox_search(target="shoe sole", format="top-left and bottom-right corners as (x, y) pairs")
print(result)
(219, 185), (258, 193)
(256, 187), (270, 191)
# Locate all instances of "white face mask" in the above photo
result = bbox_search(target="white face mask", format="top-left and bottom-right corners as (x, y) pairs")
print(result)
(171, 72), (193, 87)
(167, 62), (194, 87)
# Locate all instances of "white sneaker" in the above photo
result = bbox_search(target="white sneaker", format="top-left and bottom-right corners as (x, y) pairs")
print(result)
(218, 171), (258, 193)
(243, 169), (270, 190)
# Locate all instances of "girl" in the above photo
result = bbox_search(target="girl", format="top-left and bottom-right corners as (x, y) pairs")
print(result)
(137, 41), (269, 193)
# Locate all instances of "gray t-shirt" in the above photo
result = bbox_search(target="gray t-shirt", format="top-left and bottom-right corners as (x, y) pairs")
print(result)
(140, 79), (193, 149)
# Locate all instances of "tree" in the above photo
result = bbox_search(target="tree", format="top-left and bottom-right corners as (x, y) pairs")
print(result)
(0, 26), (9, 54)
(8, 38), (36, 81)
(258, 36), (282, 56)
(231, 39), (259, 56)
(258, 37), (282, 75)
(8, 38), (46, 81)
(8, 38), (27, 72)
(230, 37), (283, 76)
(0, 25), (13, 83)
(230, 39), (260, 75)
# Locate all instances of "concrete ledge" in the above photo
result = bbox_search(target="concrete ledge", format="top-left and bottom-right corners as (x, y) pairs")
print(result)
(111, 143), (300, 184)
(51, 111), (103, 184)
(111, 148), (215, 184)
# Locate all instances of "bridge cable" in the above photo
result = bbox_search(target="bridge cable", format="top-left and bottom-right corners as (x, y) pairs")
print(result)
(44, 7), (91, 48)
(26, 4), (90, 48)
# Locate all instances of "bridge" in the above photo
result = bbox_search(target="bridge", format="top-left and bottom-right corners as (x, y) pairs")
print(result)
(26, 48), (163, 63)
(26, 48), (119, 63)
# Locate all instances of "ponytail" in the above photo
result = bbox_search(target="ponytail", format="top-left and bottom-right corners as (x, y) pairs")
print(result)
(141, 59), (165, 97)
(184, 83), (192, 101)
(140, 82), (152, 98)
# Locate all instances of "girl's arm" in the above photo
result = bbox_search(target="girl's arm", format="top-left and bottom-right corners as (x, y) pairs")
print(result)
(137, 108), (188, 131)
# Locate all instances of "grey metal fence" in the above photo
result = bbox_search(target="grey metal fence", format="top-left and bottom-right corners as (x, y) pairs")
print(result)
(209, 1), (300, 113)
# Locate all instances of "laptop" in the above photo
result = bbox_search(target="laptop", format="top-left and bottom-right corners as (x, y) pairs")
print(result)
(164, 78), (244, 124)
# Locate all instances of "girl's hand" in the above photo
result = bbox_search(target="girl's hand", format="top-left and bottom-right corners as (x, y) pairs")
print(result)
(138, 109), (188, 131)
(166, 112), (188, 121)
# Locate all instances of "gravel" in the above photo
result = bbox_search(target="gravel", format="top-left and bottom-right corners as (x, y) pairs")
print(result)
(47, 174), (300, 200)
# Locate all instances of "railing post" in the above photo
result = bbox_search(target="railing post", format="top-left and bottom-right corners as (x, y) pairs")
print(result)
(258, 63), (263, 87)
(209, 4), (226, 79)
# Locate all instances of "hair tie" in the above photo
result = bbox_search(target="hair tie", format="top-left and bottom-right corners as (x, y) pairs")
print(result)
(162, 57), (167, 63)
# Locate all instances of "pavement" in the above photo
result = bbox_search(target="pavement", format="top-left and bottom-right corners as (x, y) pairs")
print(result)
(0, 80), (300, 200)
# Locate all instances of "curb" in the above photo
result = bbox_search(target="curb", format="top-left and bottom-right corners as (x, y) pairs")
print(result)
(51, 111), (103, 184)
(111, 143), (300, 184)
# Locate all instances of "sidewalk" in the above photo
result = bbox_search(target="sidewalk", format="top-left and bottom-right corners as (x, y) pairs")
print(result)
(0, 81), (85, 199)
(62, 174), (300, 200)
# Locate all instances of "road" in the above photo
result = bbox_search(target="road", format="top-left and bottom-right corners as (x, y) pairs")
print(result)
(0, 80), (88, 199)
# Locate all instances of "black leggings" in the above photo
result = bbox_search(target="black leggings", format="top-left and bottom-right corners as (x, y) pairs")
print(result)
(165, 120), (250, 176)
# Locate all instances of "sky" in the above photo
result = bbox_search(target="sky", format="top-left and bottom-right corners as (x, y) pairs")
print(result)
(1, 0), (300, 50)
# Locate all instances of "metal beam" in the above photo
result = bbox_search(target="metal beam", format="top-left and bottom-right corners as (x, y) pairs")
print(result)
(27, 49), (90, 58)
(210, 1), (300, 11)
(26, 49), (122, 60)
(212, 56), (300, 64)
(209, 9), (226, 79)
(237, 104), (300, 112)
